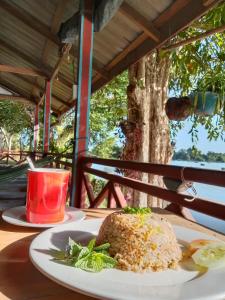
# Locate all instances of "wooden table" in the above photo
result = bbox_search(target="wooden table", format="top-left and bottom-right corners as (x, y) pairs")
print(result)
(0, 208), (224, 300)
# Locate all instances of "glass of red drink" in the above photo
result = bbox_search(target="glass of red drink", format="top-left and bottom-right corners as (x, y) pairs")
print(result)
(26, 168), (70, 224)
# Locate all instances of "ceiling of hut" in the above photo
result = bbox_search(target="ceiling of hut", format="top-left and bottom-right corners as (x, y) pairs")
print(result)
(0, 0), (220, 117)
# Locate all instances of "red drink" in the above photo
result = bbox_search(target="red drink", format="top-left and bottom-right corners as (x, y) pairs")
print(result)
(26, 168), (70, 224)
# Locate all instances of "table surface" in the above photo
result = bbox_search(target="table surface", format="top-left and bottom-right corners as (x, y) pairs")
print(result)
(0, 208), (225, 300)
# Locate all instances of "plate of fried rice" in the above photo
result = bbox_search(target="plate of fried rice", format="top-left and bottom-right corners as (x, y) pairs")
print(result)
(30, 211), (225, 300)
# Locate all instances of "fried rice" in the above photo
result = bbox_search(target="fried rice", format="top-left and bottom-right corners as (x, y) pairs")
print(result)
(96, 211), (182, 272)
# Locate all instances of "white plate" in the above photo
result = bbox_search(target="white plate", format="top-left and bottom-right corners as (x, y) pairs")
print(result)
(30, 218), (225, 300)
(2, 206), (85, 228)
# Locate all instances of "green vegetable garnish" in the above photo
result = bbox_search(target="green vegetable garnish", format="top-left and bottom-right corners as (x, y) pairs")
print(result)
(52, 238), (116, 272)
(123, 206), (152, 214)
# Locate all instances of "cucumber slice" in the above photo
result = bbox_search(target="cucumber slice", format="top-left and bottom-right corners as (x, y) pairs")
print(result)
(192, 242), (225, 269)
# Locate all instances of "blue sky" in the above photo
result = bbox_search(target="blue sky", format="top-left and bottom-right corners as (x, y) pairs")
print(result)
(175, 120), (224, 153)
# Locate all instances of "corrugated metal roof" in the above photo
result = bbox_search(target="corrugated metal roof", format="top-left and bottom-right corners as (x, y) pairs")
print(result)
(0, 0), (220, 116)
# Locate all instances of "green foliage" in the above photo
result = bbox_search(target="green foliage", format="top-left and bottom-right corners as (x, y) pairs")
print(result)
(0, 101), (33, 151)
(173, 148), (225, 162)
(51, 71), (128, 157)
(90, 176), (106, 196)
(169, 2), (225, 142)
(0, 101), (32, 135)
(89, 71), (128, 157)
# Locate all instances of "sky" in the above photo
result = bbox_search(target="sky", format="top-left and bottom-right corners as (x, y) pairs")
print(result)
(175, 119), (224, 153)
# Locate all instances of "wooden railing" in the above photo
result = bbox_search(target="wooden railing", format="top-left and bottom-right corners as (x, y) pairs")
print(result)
(74, 156), (225, 221)
(1, 151), (225, 222)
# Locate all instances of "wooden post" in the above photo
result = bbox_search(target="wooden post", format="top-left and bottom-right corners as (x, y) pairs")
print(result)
(43, 80), (51, 153)
(70, 0), (94, 207)
(33, 104), (39, 152)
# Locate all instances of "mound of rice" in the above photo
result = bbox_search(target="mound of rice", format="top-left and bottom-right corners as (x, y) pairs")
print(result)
(96, 211), (182, 272)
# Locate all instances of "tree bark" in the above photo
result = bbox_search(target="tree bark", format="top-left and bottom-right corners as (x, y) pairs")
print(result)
(122, 50), (172, 208)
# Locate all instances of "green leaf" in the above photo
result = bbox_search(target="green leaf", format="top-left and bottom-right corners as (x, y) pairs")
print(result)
(87, 238), (96, 251)
(74, 253), (104, 272)
(51, 250), (66, 260)
(77, 247), (90, 260)
(100, 253), (117, 268)
(94, 243), (110, 252)
(68, 237), (82, 256)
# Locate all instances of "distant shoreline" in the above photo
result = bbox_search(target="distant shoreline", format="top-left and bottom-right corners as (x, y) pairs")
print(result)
(172, 159), (225, 163)
(173, 148), (225, 163)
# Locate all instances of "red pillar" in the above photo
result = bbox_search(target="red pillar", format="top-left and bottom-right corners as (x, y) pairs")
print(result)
(71, 0), (94, 207)
(43, 80), (51, 153)
(33, 104), (39, 152)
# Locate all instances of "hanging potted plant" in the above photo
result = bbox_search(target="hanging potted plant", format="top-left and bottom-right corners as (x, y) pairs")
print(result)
(165, 91), (224, 121)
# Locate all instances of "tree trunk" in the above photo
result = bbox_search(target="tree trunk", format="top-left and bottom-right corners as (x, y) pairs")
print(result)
(122, 50), (172, 208)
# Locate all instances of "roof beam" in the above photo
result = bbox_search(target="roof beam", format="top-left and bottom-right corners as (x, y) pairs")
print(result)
(0, 2), (108, 84)
(202, 0), (216, 6)
(0, 38), (48, 75)
(50, 44), (72, 82)
(0, 78), (60, 116)
(41, 0), (69, 63)
(92, 0), (220, 92)
(32, 0), (70, 103)
(12, 74), (70, 108)
(93, 0), (191, 84)
(0, 38), (72, 89)
(119, 2), (160, 42)
(0, 64), (47, 78)
(0, 94), (33, 105)
(0, 0), (59, 46)
(93, 32), (146, 84)
(153, 0), (191, 28)
(38, 43), (72, 106)
(0, 79), (36, 104)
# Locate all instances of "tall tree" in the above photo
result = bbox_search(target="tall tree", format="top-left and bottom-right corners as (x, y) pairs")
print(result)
(122, 52), (172, 207)
(123, 2), (225, 208)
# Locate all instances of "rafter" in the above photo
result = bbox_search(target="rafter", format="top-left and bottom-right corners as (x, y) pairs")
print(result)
(0, 37), (72, 90)
(32, 0), (70, 103)
(92, 0), (219, 92)
(119, 2), (160, 42)
(0, 79), (35, 103)
(153, 0), (191, 28)
(0, 94), (33, 105)
(12, 74), (70, 108)
(0, 78), (60, 116)
(93, 32), (146, 84)
(93, 0), (192, 85)
(0, 64), (47, 78)
(202, 0), (216, 6)
(38, 44), (72, 106)
(0, 0), (59, 45)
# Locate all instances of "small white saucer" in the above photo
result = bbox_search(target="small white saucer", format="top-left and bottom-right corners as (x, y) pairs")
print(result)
(2, 206), (86, 228)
